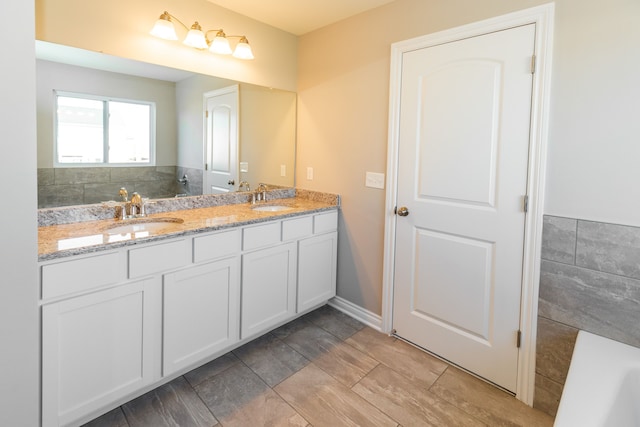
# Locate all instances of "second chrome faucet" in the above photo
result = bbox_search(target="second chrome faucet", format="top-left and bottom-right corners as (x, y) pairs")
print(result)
(251, 183), (268, 204)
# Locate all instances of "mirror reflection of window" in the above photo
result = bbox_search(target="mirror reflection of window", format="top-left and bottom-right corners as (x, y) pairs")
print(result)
(56, 96), (104, 163)
(108, 101), (152, 163)
(55, 92), (155, 165)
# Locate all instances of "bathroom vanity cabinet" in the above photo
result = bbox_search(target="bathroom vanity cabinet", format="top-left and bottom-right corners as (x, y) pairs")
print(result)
(39, 210), (337, 427)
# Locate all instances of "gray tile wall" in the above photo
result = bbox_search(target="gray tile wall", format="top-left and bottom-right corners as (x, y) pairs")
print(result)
(37, 166), (204, 208)
(534, 215), (640, 416)
(176, 166), (204, 197)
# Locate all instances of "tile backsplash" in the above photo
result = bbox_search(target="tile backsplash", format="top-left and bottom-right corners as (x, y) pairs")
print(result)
(534, 215), (640, 416)
(37, 166), (202, 208)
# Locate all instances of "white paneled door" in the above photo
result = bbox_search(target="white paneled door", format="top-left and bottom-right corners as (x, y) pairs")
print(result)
(392, 24), (536, 392)
(204, 85), (239, 194)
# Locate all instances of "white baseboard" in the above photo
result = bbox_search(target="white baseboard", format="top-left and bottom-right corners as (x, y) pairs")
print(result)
(328, 296), (382, 331)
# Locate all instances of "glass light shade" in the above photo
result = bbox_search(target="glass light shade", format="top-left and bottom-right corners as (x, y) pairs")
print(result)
(209, 32), (232, 55)
(183, 22), (208, 49)
(150, 13), (178, 40)
(232, 37), (254, 60)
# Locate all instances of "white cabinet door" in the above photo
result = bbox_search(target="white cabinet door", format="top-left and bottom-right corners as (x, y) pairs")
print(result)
(297, 232), (337, 312)
(241, 242), (297, 338)
(162, 257), (240, 376)
(42, 277), (158, 427)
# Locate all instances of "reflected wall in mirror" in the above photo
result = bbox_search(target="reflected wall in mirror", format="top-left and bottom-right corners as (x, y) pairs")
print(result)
(36, 41), (296, 208)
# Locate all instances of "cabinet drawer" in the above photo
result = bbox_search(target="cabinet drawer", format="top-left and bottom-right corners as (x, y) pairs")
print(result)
(129, 239), (190, 278)
(314, 211), (338, 234)
(193, 229), (241, 263)
(243, 222), (281, 251)
(282, 216), (313, 241)
(41, 252), (125, 299)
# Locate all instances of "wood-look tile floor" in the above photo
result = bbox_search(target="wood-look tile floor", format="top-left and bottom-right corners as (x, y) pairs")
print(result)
(83, 305), (553, 427)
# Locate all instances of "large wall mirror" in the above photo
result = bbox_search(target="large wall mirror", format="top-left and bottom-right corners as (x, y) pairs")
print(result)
(36, 41), (296, 208)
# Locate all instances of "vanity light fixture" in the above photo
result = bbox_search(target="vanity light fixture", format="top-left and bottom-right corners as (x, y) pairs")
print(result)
(150, 11), (254, 60)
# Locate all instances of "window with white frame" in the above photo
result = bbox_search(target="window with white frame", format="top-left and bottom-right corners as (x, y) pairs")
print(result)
(55, 91), (155, 165)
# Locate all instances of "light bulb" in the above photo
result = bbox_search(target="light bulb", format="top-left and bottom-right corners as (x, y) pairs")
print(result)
(209, 31), (232, 55)
(150, 12), (178, 41)
(233, 37), (254, 60)
(183, 22), (208, 49)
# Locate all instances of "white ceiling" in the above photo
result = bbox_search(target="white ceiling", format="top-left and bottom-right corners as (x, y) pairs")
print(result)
(206, 0), (396, 35)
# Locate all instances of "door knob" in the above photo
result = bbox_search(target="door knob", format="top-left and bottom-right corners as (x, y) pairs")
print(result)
(396, 206), (409, 217)
(228, 180), (235, 186)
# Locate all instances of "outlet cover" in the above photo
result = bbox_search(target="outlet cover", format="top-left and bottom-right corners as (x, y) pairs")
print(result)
(280, 164), (286, 177)
(240, 162), (249, 173)
(306, 167), (314, 180)
(365, 172), (385, 189)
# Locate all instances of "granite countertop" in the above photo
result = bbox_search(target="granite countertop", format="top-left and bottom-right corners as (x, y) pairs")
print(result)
(39, 195), (338, 262)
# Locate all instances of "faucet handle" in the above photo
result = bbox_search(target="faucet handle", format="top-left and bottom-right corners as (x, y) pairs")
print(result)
(130, 192), (142, 205)
(119, 187), (128, 202)
(257, 183), (268, 201)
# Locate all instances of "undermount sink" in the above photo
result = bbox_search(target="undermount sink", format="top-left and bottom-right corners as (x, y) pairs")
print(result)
(252, 205), (294, 212)
(106, 217), (184, 234)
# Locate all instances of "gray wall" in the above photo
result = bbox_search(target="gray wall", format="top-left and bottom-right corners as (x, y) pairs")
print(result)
(36, 59), (178, 168)
(0, 0), (39, 424)
(534, 215), (640, 416)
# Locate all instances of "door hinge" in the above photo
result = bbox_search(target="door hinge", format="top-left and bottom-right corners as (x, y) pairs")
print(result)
(531, 55), (536, 74)
(517, 330), (522, 348)
(205, 110), (209, 118)
(523, 195), (529, 213)
(205, 163), (208, 171)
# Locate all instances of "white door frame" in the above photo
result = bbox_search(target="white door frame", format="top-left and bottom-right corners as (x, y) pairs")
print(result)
(381, 3), (554, 405)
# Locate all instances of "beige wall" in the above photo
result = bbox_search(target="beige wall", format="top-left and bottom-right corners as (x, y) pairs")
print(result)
(296, 0), (640, 314)
(0, 0), (39, 425)
(35, 0), (298, 91)
(239, 84), (297, 188)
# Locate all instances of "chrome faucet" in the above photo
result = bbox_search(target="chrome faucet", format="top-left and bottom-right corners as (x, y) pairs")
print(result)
(129, 192), (145, 217)
(251, 183), (268, 204)
(257, 183), (268, 201)
(238, 181), (251, 192)
(117, 188), (145, 219)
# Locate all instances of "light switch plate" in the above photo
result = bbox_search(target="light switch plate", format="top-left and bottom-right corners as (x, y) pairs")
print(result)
(365, 172), (385, 189)
(240, 162), (249, 173)
(306, 167), (314, 180)
(280, 164), (286, 177)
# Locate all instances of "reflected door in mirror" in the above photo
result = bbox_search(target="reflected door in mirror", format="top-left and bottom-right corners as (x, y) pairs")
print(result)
(204, 85), (238, 194)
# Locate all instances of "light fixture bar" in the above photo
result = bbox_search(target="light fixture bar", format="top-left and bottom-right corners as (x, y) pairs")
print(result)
(150, 11), (254, 60)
